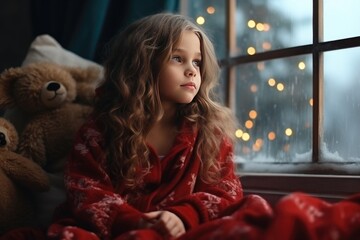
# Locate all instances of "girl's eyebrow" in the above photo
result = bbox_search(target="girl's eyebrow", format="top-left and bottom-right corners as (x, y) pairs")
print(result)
(173, 48), (202, 57)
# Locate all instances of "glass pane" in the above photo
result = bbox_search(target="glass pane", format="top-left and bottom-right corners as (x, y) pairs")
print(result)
(234, 55), (313, 162)
(183, 0), (227, 59)
(323, 47), (360, 162)
(324, 0), (360, 41)
(235, 0), (312, 55)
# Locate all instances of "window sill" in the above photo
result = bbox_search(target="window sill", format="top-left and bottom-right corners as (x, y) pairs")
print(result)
(237, 170), (360, 206)
(236, 161), (360, 175)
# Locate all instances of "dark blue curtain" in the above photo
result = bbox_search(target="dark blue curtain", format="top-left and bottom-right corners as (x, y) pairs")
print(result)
(30, 0), (179, 63)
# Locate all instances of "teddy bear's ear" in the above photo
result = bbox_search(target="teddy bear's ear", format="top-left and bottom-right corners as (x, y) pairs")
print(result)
(0, 67), (25, 108)
(65, 65), (102, 84)
(65, 66), (103, 105)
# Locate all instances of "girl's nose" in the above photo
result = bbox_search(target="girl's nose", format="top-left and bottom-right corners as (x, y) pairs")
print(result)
(186, 71), (196, 77)
(185, 66), (197, 77)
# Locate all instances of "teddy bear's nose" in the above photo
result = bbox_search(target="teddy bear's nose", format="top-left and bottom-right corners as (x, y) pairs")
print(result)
(0, 132), (6, 146)
(47, 82), (61, 91)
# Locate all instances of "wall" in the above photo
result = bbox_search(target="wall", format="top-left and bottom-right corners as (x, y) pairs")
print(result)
(0, 0), (33, 72)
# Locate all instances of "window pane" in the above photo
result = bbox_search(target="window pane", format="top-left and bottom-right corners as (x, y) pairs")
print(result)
(323, 47), (360, 162)
(234, 55), (313, 162)
(324, 0), (360, 41)
(183, 0), (227, 58)
(235, 0), (312, 55)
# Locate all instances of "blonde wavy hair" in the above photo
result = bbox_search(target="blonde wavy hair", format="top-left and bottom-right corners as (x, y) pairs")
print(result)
(94, 13), (237, 187)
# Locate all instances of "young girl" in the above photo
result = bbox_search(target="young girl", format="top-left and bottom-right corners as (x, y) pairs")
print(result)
(46, 12), (244, 240)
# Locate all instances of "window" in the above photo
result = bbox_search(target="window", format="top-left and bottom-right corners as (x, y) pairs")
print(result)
(181, 0), (360, 203)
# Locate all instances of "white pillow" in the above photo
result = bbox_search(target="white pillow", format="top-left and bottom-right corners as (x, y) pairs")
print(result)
(22, 34), (103, 71)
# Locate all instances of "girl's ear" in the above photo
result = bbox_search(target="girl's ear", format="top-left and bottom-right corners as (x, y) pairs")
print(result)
(0, 67), (25, 108)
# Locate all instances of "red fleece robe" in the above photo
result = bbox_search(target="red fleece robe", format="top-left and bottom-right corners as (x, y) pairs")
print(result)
(46, 119), (244, 240)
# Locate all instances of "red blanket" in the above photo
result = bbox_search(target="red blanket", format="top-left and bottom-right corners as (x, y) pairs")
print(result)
(3, 192), (360, 240)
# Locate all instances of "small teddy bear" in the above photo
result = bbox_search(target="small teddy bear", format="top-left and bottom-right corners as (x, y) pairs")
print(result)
(0, 62), (102, 227)
(0, 117), (50, 234)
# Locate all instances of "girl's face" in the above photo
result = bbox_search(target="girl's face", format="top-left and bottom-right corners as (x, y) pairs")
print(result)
(158, 30), (202, 107)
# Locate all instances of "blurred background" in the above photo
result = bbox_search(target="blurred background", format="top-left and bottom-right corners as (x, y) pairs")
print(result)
(0, 0), (178, 72)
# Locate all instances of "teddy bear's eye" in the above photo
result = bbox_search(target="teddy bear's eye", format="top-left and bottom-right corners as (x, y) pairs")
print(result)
(0, 132), (6, 146)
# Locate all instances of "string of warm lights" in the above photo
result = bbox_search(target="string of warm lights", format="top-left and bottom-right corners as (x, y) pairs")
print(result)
(192, 3), (312, 159)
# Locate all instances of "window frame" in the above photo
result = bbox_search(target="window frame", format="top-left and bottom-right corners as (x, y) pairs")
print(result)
(221, 0), (360, 164)
(180, 0), (360, 200)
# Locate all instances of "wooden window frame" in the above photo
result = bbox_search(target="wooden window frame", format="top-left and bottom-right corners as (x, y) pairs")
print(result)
(222, 0), (360, 164)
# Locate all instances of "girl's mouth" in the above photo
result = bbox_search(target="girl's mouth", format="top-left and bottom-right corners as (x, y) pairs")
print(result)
(181, 82), (196, 89)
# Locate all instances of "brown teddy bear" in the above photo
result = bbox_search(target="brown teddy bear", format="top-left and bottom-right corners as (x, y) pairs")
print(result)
(0, 62), (102, 227)
(0, 62), (100, 169)
(0, 117), (50, 234)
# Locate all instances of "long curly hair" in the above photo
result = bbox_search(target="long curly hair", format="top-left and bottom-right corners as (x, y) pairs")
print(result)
(93, 13), (237, 187)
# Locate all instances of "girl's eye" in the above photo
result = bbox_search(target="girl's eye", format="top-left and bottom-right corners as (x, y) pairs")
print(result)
(193, 60), (202, 67)
(171, 56), (182, 62)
